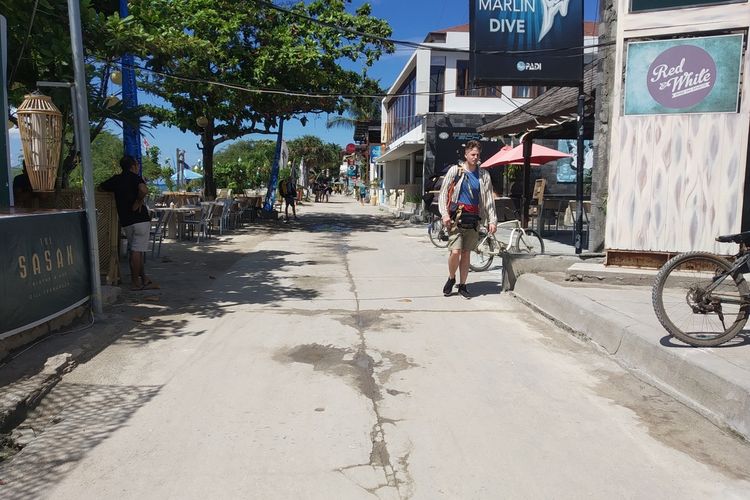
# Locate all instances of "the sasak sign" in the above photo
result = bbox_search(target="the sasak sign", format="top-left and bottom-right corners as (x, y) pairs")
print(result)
(624, 34), (743, 115)
(470, 0), (583, 85)
(631, 0), (747, 12)
(1, 211), (91, 337)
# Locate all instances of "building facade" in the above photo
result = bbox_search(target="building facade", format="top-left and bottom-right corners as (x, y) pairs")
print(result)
(604, 0), (749, 262)
(376, 24), (542, 205)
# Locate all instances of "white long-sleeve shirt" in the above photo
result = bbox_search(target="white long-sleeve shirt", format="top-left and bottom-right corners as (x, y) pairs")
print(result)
(438, 164), (497, 226)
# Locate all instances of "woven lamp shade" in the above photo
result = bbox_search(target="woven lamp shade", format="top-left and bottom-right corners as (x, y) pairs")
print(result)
(17, 92), (63, 192)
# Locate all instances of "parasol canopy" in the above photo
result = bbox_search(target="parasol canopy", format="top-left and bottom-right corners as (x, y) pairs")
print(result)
(481, 143), (572, 168)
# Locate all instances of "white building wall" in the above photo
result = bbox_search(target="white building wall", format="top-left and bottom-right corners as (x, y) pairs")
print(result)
(605, 1), (750, 254)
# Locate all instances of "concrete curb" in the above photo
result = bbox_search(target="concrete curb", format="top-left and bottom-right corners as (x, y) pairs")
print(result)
(0, 353), (77, 433)
(512, 274), (750, 441)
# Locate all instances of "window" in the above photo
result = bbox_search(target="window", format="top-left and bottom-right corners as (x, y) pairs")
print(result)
(456, 60), (501, 97)
(386, 70), (419, 142)
(512, 86), (546, 99)
(429, 64), (445, 112)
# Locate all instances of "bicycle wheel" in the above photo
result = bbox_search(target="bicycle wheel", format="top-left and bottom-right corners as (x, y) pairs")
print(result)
(428, 218), (449, 248)
(652, 251), (749, 347)
(469, 234), (496, 272)
(512, 229), (545, 255)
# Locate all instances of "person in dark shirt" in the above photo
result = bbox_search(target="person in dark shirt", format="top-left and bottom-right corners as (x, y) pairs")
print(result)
(12, 162), (33, 207)
(100, 155), (158, 290)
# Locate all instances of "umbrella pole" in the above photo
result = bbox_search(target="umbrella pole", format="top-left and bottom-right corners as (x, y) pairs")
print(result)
(575, 83), (585, 254)
(521, 138), (532, 228)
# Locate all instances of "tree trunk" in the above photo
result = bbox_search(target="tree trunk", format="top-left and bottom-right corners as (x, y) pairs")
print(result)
(201, 123), (216, 200)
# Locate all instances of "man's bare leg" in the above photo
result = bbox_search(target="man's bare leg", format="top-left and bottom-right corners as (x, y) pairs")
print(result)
(458, 250), (471, 284)
(130, 250), (144, 288)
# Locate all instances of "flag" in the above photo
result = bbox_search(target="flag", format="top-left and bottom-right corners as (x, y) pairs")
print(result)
(143, 137), (150, 149)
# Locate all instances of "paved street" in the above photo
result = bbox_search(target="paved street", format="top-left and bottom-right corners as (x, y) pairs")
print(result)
(2, 196), (750, 499)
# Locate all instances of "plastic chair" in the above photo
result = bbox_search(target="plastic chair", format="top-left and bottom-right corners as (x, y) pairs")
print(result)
(182, 203), (215, 242)
(149, 210), (172, 256)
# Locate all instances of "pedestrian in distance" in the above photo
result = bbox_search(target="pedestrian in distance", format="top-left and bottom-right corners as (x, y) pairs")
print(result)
(279, 176), (298, 222)
(100, 155), (159, 291)
(359, 180), (367, 206)
(438, 140), (497, 299)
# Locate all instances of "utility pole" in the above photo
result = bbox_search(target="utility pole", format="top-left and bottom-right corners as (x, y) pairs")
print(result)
(67, 0), (102, 314)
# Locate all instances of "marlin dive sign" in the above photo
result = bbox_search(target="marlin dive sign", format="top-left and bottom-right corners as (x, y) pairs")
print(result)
(470, 0), (583, 85)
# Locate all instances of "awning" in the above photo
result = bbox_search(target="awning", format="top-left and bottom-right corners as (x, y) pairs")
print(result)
(477, 64), (596, 140)
(376, 141), (424, 163)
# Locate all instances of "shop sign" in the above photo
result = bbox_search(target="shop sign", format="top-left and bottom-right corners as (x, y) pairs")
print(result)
(631, 0), (746, 12)
(1, 211), (91, 338)
(434, 127), (503, 175)
(469, 0), (583, 85)
(369, 145), (382, 163)
(624, 34), (743, 115)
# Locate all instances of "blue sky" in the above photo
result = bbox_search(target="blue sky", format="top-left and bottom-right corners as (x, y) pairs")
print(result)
(9, 0), (601, 168)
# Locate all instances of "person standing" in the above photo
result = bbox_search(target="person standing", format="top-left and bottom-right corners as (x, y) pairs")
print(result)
(438, 140), (497, 299)
(358, 180), (367, 206)
(279, 176), (298, 222)
(100, 155), (157, 290)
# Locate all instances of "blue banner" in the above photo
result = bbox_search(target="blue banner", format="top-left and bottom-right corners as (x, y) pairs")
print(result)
(470, 0), (583, 85)
(624, 34), (743, 116)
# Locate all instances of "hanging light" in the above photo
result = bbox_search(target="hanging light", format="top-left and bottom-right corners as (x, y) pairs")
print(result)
(104, 95), (121, 108)
(16, 92), (63, 192)
(110, 70), (122, 85)
(196, 116), (209, 128)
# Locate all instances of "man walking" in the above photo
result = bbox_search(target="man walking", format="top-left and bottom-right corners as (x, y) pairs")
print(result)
(100, 155), (158, 290)
(279, 175), (298, 222)
(438, 140), (497, 298)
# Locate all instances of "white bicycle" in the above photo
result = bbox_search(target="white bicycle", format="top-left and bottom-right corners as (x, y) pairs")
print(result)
(469, 220), (545, 272)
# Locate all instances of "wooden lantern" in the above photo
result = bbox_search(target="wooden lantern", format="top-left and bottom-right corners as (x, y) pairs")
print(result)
(17, 92), (63, 192)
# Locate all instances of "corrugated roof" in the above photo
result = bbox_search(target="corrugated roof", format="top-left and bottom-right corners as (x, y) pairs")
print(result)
(477, 64), (596, 138)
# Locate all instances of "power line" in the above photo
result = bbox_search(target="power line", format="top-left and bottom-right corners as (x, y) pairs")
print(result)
(251, 0), (616, 56)
(115, 58), (601, 102)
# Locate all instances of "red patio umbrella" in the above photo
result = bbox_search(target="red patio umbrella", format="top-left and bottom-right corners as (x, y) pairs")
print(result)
(481, 143), (572, 168)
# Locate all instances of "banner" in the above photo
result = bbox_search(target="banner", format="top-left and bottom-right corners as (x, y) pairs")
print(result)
(469, 0), (583, 85)
(631, 0), (746, 12)
(369, 145), (382, 164)
(1, 211), (91, 338)
(624, 34), (743, 116)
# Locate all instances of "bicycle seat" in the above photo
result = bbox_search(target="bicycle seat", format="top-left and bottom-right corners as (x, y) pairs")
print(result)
(716, 231), (750, 244)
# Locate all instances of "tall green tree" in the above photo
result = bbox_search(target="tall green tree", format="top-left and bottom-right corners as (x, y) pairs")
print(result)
(2, 1), (154, 185)
(129, 0), (393, 198)
(287, 136), (341, 181)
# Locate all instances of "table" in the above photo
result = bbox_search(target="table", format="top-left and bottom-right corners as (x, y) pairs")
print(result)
(153, 206), (199, 239)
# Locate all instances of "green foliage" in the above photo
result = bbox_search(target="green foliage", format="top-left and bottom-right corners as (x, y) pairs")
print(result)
(214, 140), (276, 189)
(129, 0), (393, 197)
(287, 136), (341, 179)
(68, 130), (122, 187)
(2, 0), (154, 184)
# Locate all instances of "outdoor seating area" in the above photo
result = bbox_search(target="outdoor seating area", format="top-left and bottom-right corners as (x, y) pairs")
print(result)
(143, 190), (266, 250)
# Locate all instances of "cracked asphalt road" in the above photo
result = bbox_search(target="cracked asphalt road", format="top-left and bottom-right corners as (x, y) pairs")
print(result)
(2, 196), (750, 499)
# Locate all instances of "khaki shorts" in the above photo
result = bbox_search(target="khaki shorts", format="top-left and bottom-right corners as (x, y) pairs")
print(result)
(124, 221), (151, 252)
(447, 225), (479, 252)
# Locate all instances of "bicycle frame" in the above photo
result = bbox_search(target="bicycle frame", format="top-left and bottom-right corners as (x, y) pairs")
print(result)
(702, 246), (750, 304)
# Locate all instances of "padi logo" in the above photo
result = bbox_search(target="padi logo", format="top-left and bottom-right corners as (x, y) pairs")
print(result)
(516, 61), (542, 72)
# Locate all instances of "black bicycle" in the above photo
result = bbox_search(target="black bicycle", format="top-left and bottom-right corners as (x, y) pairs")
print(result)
(427, 211), (450, 248)
(652, 231), (750, 347)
